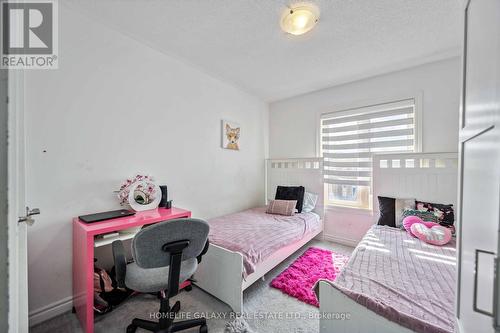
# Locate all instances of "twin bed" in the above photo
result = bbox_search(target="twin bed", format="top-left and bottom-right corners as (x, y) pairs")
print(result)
(194, 158), (324, 313)
(318, 152), (459, 333)
(317, 225), (457, 333)
(194, 153), (459, 333)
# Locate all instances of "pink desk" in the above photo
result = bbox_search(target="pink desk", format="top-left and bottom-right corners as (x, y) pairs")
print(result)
(73, 207), (192, 333)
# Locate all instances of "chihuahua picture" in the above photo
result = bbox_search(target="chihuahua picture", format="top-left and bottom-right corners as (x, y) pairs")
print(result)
(222, 121), (241, 150)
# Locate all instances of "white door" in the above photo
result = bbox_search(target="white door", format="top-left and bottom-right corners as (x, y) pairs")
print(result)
(1, 69), (8, 333)
(7, 70), (37, 332)
(457, 0), (500, 332)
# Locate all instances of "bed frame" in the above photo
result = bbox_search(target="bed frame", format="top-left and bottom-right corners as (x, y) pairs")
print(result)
(319, 152), (458, 333)
(194, 157), (324, 313)
(372, 152), (458, 215)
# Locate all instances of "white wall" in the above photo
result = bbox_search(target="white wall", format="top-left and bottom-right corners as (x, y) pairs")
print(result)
(269, 58), (460, 245)
(24, 5), (268, 323)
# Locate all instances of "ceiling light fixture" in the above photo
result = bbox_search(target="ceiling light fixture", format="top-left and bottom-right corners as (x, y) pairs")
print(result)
(280, 3), (320, 36)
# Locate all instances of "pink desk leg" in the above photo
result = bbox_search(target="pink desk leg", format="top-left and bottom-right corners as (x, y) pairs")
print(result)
(73, 224), (94, 333)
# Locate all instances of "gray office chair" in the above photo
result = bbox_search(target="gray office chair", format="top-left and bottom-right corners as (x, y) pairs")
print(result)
(112, 218), (210, 333)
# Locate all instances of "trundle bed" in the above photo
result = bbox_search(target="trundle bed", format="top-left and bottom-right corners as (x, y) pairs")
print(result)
(194, 158), (324, 313)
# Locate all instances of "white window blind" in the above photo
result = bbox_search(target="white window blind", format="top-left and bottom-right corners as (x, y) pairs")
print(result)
(321, 99), (416, 189)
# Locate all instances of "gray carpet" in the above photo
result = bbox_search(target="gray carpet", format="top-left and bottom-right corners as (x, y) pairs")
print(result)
(31, 240), (353, 333)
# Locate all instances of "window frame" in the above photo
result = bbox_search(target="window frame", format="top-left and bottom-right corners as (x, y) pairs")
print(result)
(317, 94), (422, 210)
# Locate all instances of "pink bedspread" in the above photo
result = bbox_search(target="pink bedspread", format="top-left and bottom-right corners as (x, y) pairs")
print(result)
(208, 207), (322, 277)
(318, 225), (456, 333)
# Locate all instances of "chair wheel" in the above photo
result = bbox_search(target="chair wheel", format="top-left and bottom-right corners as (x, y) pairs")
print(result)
(126, 324), (137, 333)
(199, 324), (208, 333)
(184, 285), (193, 292)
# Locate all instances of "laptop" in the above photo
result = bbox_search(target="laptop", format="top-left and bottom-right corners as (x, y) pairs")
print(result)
(78, 209), (135, 223)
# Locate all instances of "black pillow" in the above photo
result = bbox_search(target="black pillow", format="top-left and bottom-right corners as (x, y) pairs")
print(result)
(377, 196), (396, 227)
(275, 186), (305, 213)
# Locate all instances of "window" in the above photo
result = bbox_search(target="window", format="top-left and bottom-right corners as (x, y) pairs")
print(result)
(320, 99), (417, 209)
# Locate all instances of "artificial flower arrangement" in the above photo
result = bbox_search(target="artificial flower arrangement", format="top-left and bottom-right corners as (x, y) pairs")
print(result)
(118, 174), (160, 211)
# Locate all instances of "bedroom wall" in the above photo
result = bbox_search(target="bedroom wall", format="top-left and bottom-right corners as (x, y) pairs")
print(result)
(269, 58), (461, 246)
(24, 5), (268, 324)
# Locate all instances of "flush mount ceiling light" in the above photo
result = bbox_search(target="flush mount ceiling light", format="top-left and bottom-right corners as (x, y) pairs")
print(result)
(280, 3), (320, 36)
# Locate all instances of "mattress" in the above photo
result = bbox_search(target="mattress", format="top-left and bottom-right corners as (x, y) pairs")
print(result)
(207, 207), (322, 277)
(320, 225), (457, 333)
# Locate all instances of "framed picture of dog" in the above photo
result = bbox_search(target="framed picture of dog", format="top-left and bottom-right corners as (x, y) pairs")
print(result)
(222, 120), (240, 151)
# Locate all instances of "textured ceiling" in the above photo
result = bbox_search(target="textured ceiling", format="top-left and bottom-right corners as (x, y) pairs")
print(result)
(65, 0), (461, 102)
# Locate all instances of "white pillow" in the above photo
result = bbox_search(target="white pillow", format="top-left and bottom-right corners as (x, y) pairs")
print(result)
(302, 192), (318, 213)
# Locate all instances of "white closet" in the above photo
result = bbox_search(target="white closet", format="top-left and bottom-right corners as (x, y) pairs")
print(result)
(457, 0), (500, 332)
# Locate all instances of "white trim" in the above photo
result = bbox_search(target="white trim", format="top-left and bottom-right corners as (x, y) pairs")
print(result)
(414, 91), (423, 152)
(455, 0), (469, 318)
(322, 233), (358, 248)
(325, 205), (373, 216)
(7, 68), (28, 333)
(315, 111), (322, 157)
(28, 296), (73, 327)
(455, 317), (465, 333)
(320, 99), (415, 120)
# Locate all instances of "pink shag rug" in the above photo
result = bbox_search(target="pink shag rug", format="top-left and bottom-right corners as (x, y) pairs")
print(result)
(270, 247), (349, 307)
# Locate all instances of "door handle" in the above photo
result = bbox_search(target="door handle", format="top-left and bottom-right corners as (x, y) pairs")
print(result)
(473, 249), (496, 317)
(18, 206), (40, 226)
(27, 207), (40, 216)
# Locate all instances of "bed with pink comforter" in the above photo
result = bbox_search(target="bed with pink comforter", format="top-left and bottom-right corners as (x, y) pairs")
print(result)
(317, 225), (457, 333)
(208, 207), (322, 277)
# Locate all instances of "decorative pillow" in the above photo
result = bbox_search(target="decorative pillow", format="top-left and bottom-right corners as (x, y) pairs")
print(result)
(410, 223), (452, 246)
(275, 186), (305, 213)
(377, 196), (396, 227)
(302, 192), (318, 213)
(266, 200), (297, 216)
(402, 209), (438, 223)
(415, 201), (455, 226)
(402, 216), (438, 237)
(395, 198), (415, 227)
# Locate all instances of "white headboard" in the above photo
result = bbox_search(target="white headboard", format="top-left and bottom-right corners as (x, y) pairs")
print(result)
(372, 152), (458, 218)
(266, 158), (324, 218)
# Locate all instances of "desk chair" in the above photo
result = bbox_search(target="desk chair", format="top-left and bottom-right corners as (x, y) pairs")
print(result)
(112, 218), (210, 333)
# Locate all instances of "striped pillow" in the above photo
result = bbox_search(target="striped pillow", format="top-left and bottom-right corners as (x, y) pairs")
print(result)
(266, 200), (297, 216)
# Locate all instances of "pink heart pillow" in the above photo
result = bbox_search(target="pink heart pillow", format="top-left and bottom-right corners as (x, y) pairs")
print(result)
(402, 216), (438, 237)
(410, 223), (452, 246)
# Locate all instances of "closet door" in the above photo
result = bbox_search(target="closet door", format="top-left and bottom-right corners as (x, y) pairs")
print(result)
(457, 0), (500, 332)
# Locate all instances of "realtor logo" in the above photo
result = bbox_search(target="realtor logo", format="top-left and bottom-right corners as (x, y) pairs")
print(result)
(1, 0), (58, 69)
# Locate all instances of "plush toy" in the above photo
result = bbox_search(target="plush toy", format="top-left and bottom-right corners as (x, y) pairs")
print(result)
(410, 222), (452, 246)
(402, 215), (437, 237)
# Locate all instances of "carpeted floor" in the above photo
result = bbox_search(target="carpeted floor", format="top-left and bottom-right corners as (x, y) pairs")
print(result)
(31, 240), (353, 333)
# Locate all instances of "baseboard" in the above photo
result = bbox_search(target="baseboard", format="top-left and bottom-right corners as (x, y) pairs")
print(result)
(29, 296), (73, 326)
(323, 233), (359, 247)
(314, 231), (325, 241)
(455, 317), (464, 333)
